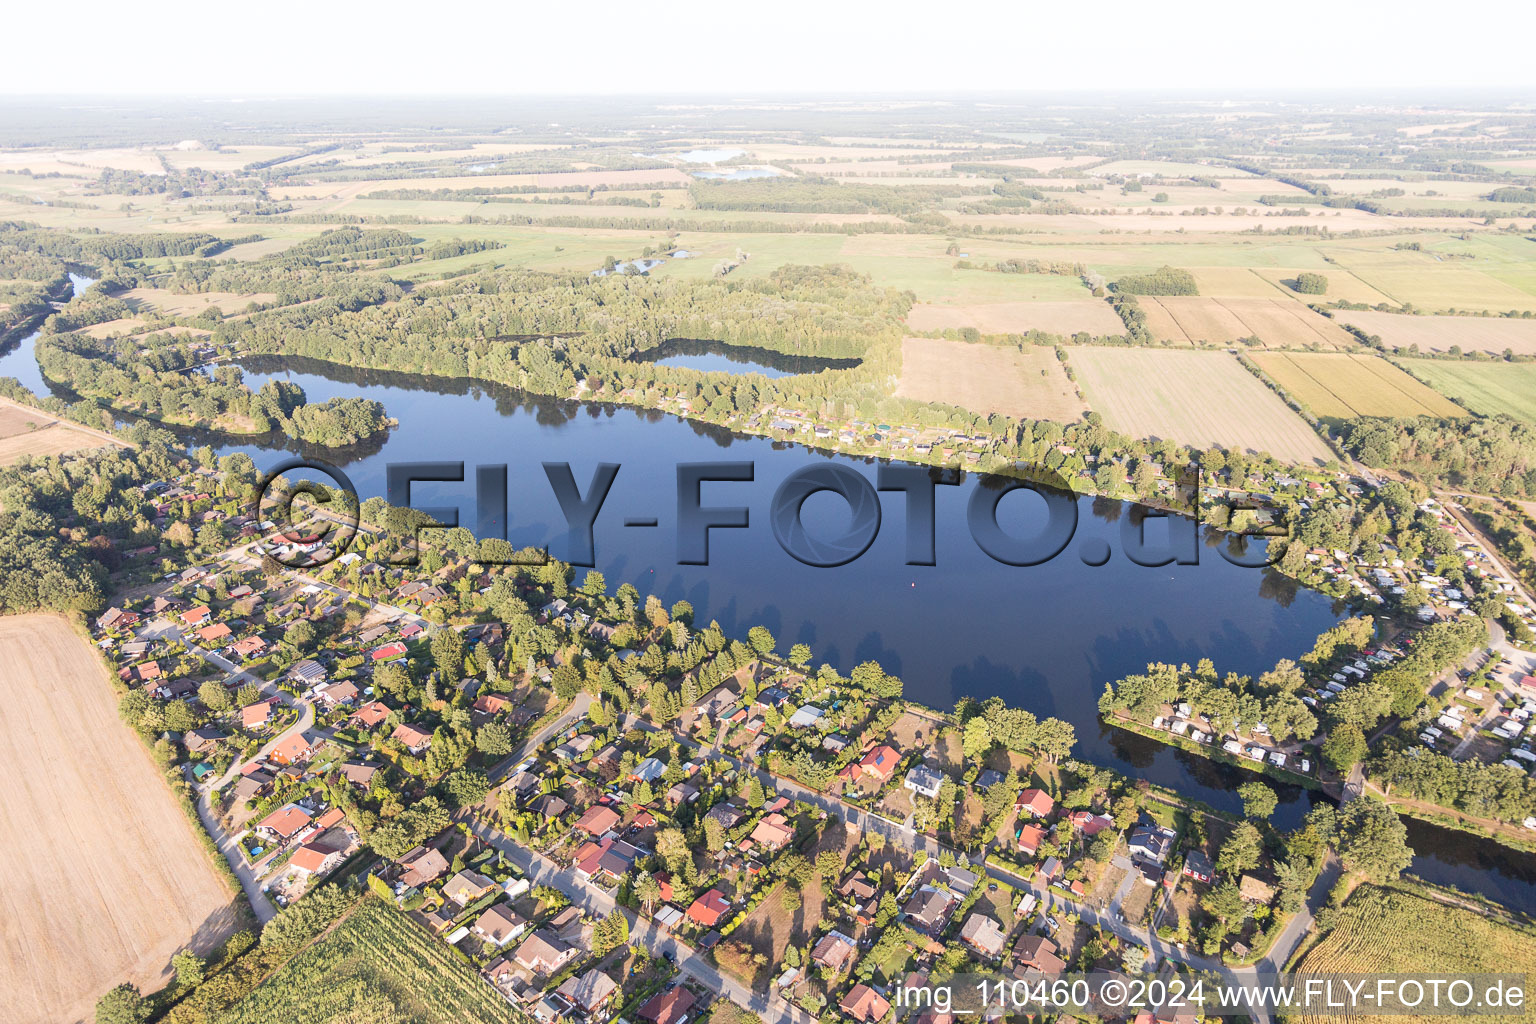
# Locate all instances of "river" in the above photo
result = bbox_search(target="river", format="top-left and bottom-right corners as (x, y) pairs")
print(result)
(0, 272), (94, 394)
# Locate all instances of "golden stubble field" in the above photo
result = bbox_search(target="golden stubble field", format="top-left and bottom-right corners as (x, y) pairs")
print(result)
(1334, 310), (1536, 355)
(907, 299), (1126, 337)
(0, 615), (236, 1024)
(1067, 347), (1336, 464)
(0, 396), (124, 467)
(896, 338), (1088, 422)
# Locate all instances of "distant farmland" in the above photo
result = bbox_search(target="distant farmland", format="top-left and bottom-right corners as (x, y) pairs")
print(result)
(907, 299), (1125, 337)
(1067, 348), (1335, 464)
(1139, 297), (1358, 349)
(896, 338), (1088, 422)
(1402, 359), (1536, 422)
(1250, 352), (1465, 422)
(1334, 310), (1536, 356)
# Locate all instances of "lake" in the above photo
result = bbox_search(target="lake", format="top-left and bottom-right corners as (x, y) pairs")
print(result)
(0, 272), (94, 395)
(171, 353), (1536, 914)
(691, 167), (782, 180)
(639, 339), (862, 379)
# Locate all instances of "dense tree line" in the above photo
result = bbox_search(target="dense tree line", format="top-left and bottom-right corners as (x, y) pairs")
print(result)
(1369, 746), (1536, 823)
(1339, 416), (1536, 497)
(1111, 266), (1200, 296)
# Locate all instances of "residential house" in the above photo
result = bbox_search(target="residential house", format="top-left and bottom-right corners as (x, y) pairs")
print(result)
(289, 659), (326, 685)
(228, 636), (267, 660)
(902, 886), (957, 937)
(1068, 810), (1115, 836)
(1128, 822), (1176, 864)
(183, 727), (225, 754)
(392, 722), (433, 754)
(1239, 875), (1276, 904)
(340, 760), (380, 787)
(196, 622), (232, 646)
(573, 837), (639, 885)
(371, 640), (408, 662)
(240, 699), (276, 729)
(1016, 788), (1054, 818)
(1182, 849), (1215, 883)
(574, 804), (621, 836)
(704, 802), (746, 829)
(472, 693), (512, 715)
(748, 812), (795, 852)
(513, 930), (577, 975)
(959, 912), (1008, 960)
(351, 701), (391, 729)
(554, 969), (619, 1017)
(397, 846), (450, 889)
(693, 685), (739, 719)
(443, 870), (497, 905)
(665, 782), (699, 807)
(268, 731), (315, 766)
(903, 764), (944, 800)
(787, 705), (824, 729)
(811, 930), (857, 974)
(472, 903), (529, 946)
(255, 804), (312, 842)
(1012, 934), (1067, 977)
(1017, 824), (1047, 857)
(858, 744), (901, 786)
(180, 606), (211, 627)
(839, 984), (892, 1024)
(686, 888), (730, 927)
(289, 837), (347, 877)
(315, 681), (360, 706)
(639, 987), (696, 1024)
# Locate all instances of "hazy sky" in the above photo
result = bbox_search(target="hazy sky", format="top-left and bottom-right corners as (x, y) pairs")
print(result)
(11, 0), (1532, 95)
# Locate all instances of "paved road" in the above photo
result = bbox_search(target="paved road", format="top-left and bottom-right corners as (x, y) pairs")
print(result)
(488, 693), (592, 784)
(192, 774), (279, 922)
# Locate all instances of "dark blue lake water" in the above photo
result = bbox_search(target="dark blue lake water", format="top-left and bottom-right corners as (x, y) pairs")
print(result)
(158, 354), (1536, 913)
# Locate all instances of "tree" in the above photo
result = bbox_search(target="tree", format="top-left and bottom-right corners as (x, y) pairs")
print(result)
(476, 721), (513, 756)
(636, 872), (662, 912)
(1218, 821), (1263, 874)
(1239, 781), (1278, 820)
(592, 909), (630, 955)
(745, 777), (766, 808)
(442, 769), (490, 809)
(704, 816), (727, 852)
(171, 949), (205, 986)
(236, 682), (262, 708)
(94, 984), (150, 1024)
(285, 619), (316, 651)
(1201, 880), (1247, 932)
(430, 628), (465, 682)
(1322, 724), (1368, 772)
(781, 884), (803, 912)
(1337, 799), (1413, 883)
(747, 625), (775, 657)
(788, 643), (812, 668)
(962, 717), (993, 759)
(199, 679), (233, 713)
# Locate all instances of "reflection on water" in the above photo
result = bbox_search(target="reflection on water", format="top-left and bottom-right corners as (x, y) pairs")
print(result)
(637, 338), (861, 379)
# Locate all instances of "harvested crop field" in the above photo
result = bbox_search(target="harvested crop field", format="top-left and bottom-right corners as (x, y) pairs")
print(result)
(1333, 310), (1536, 356)
(1140, 297), (1357, 349)
(0, 615), (236, 1024)
(896, 338), (1088, 422)
(1249, 352), (1465, 421)
(1402, 359), (1536, 422)
(0, 397), (123, 466)
(1067, 348), (1335, 464)
(907, 300), (1125, 337)
(1290, 883), (1536, 1024)
(121, 288), (276, 317)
